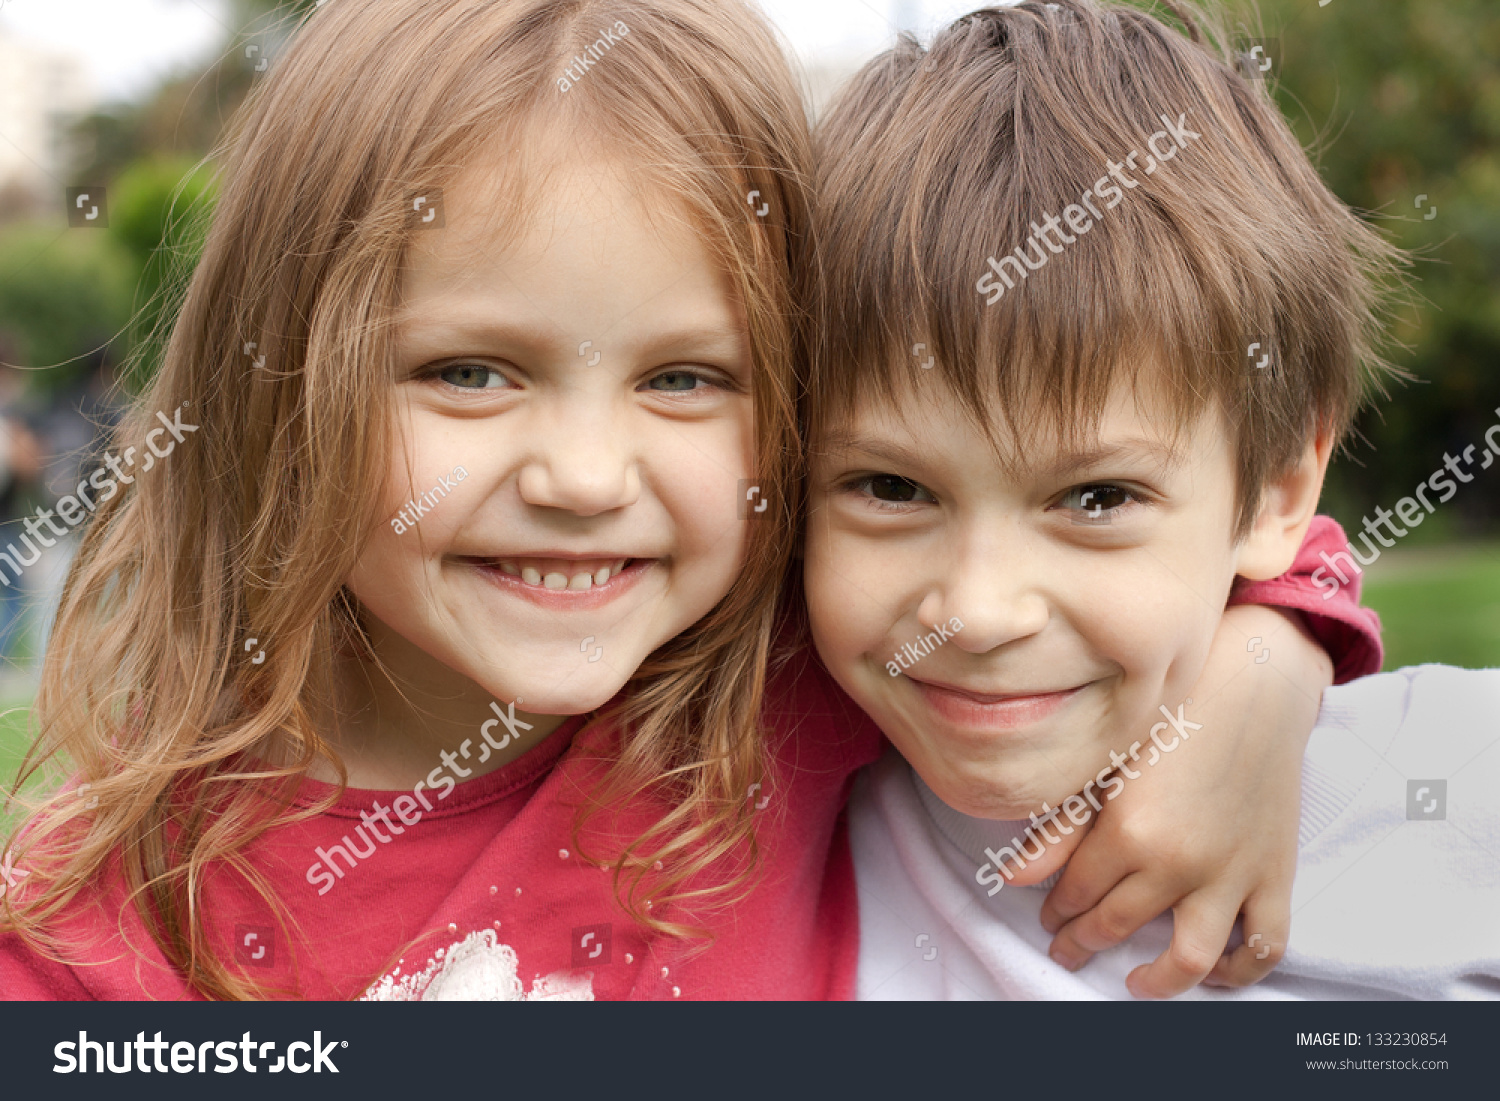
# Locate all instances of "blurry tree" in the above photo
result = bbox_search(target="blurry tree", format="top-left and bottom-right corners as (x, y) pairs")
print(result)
(54, 2), (316, 391)
(1253, 0), (1500, 535)
(240, 0), (321, 16)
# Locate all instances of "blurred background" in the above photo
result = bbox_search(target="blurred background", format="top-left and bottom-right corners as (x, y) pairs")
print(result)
(0, 0), (1493, 744)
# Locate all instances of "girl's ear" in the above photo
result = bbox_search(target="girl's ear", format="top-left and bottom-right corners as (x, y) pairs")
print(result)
(1234, 430), (1334, 582)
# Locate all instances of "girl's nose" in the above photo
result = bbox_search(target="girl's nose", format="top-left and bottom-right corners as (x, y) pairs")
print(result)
(516, 408), (641, 516)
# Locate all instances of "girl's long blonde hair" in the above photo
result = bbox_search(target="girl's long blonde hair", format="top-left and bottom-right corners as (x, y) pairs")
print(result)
(2, 0), (813, 999)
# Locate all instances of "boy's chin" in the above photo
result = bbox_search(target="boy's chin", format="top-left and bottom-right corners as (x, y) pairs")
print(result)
(914, 758), (1044, 821)
(910, 746), (1095, 824)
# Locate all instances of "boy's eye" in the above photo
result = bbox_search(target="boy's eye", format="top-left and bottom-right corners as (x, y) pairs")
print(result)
(848, 474), (936, 507)
(435, 363), (509, 389)
(1056, 483), (1137, 520)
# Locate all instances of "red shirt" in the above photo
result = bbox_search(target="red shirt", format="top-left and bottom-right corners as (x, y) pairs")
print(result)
(0, 517), (1379, 1000)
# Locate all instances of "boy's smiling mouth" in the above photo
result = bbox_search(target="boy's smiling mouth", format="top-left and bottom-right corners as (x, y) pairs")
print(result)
(904, 675), (1091, 730)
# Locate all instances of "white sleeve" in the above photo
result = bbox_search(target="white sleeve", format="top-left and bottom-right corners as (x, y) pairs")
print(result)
(1281, 666), (1500, 999)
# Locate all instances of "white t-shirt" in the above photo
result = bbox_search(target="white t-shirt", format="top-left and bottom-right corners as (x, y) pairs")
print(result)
(851, 665), (1500, 1000)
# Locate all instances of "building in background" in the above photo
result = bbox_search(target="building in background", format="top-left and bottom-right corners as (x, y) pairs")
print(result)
(0, 27), (95, 220)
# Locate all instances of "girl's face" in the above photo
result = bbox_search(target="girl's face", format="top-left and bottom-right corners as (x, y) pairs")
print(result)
(346, 142), (754, 718)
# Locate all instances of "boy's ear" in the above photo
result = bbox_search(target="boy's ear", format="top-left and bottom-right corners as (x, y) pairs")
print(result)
(1234, 430), (1334, 581)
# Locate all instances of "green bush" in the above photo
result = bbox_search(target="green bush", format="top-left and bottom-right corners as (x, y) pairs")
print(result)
(108, 157), (218, 391)
(0, 157), (215, 395)
(0, 222), (135, 383)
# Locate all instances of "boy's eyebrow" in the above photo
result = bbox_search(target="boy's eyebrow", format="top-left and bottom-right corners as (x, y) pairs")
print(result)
(817, 428), (1182, 479)
(813, 429), (931, 473)
(1039, 439), (1184, 481)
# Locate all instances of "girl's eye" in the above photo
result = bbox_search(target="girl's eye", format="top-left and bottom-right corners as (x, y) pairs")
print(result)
(644, 370), (706, 393)
(848, 474), (936, 508)
(434, 364), (509, 389)
(1056, 483), (1137, 521)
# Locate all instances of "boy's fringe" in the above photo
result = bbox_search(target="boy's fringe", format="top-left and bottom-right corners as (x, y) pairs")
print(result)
(806, 0), (1413, 536)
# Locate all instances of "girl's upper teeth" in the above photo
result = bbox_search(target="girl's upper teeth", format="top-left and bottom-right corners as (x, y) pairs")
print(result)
(499, 559), (629, 590)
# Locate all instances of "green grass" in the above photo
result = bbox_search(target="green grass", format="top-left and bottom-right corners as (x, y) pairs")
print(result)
(0, 693), (37, 835)
(1361, 542), (1500, 671)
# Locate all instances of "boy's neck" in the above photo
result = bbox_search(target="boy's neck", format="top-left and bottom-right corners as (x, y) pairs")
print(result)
(910, 764), (1066, 890)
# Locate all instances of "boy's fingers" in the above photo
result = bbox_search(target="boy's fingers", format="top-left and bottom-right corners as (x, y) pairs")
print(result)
(1124, 892), (1239, 999)
(1204, 890), (1290, 988)
(1045, 872), (1163, 970)
(1037, 816), (1128, 935)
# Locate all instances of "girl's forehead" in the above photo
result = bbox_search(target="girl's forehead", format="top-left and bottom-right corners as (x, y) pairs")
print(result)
(394, 164), (748, 359)
(408, 137), (717, 279)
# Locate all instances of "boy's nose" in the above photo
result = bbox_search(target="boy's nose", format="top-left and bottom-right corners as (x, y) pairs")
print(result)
(918, 544), (1049, 654)
(516, 408), (641, 516)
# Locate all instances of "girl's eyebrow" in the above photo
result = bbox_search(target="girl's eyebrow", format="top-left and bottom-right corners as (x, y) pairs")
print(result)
(635, 325), (747, 359)
(398, 313), (746, 363)
(397, 313), (560, 359)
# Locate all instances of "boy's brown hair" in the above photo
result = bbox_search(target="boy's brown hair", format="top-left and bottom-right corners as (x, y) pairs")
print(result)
(806, 0), (1407, 533)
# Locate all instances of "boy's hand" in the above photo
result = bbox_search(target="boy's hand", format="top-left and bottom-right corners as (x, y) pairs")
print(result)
(1036, 605), (1330, 998)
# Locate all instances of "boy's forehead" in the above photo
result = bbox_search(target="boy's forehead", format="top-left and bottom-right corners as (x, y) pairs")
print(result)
(815, 374), (1195, 479)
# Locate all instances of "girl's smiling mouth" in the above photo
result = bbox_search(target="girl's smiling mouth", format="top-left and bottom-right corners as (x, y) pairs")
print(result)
(462, 555), (655, 609)
(490, 557), (631, 590)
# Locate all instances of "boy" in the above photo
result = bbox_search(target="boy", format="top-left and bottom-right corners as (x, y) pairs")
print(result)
(803, 0), (1500, 998)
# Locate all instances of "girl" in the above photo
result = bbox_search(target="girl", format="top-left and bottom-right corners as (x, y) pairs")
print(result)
(0, 0), (1376, 1001)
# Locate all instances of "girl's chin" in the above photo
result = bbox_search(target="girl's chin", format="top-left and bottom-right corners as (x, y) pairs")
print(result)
(476, 676), (627, 718)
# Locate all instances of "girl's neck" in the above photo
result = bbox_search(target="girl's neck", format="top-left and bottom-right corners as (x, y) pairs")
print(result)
(312, 629), (570, 791)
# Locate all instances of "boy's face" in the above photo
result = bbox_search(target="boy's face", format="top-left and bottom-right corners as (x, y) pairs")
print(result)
(805, 373), (1247, 819)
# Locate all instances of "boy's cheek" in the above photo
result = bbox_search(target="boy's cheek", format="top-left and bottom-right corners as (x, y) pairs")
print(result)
(805, 595), (886, 702)
(806, 585), (878, 672)
(804, 541), (893, 654)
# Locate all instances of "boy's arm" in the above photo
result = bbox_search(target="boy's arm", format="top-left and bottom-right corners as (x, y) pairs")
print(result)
(1036, 516), (1381, 998)
(1228, 514), (1383, 684)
